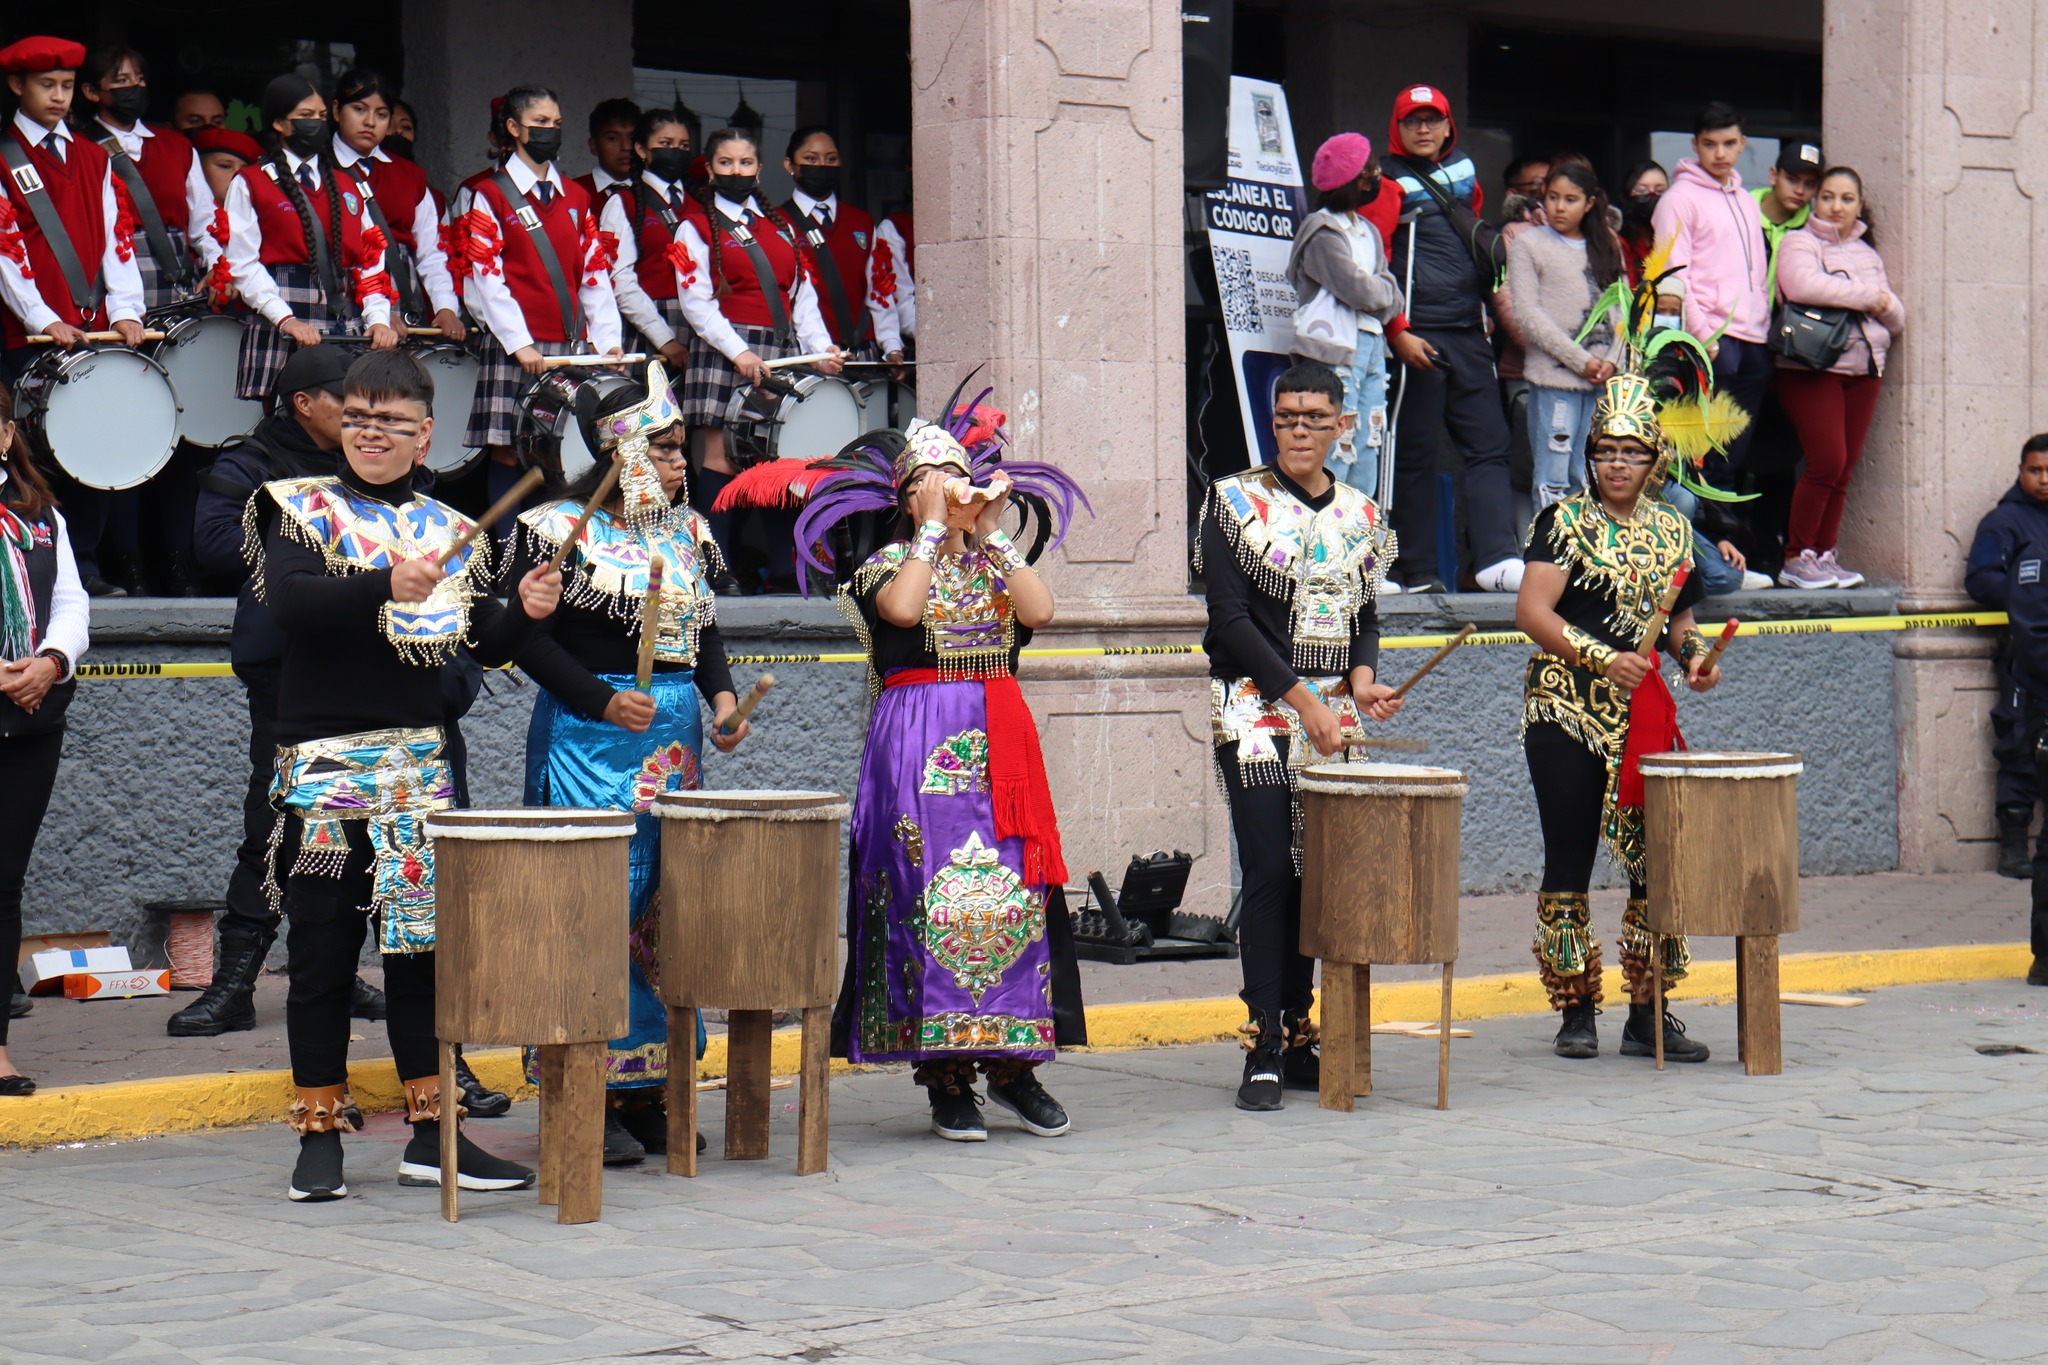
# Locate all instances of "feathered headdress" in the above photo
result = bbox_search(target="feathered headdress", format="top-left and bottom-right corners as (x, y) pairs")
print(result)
(1577, 239), (1752, 501)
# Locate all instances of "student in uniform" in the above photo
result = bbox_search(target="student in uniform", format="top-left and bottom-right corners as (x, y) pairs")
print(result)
(453, 85), (623, 506)
(329, 68), (464, 342)
(781, 127), (904, 369)
(172, 89), (226, 136)
(601, 106), (695, 373)
(385, 100), (420, 162)
(193, 127), (262, 207)
(0, 36), (148, 599)
(573, 98), (640, 213)
(224, 73), (400, 405)
(874, 208), (914, 359)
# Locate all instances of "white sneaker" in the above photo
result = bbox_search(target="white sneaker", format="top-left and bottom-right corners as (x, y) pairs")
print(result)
(1818, 549), (1865, 588)
(1474, 558), (1525, 593)
(1776, 549), (1839, 590)
(1739, 570), (1774, 591)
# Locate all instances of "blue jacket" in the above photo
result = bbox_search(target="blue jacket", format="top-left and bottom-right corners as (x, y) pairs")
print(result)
(1966, 485), (2048, 688)
(193, 411), (341, 669)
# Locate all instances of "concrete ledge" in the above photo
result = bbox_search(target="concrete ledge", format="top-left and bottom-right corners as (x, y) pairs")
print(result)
(1, 941), (2025, 1151)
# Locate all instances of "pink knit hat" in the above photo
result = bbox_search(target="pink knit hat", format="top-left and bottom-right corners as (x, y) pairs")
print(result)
(1311, 132), (1374, 192)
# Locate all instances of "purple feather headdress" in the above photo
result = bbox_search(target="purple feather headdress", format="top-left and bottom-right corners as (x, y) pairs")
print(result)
(789, 370), (1093, 594)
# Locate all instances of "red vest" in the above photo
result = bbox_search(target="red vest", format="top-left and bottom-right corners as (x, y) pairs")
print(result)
(127, 126), (195, 232)
(885, 211), (915, 274)
(702, 203), (807, 331)
(1, 124), (117, 334)
(365, 155), (432, 252)
(572, 172), (626, 222)
(626, 180), (692, 303)
(237, 159), (373, 272)
(786, 198), (876, 346)
(463, 170), (597, 343)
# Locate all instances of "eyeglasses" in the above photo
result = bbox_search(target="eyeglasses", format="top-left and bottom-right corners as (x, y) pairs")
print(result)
(1272, 414), (1339, 431)
(1399, 112), (1447, 130)
(1591, 453), (1657, 469)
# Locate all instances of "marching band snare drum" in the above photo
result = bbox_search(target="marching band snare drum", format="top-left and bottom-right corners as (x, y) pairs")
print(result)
(519, 368), (637, 483)
(12, 345), (180, 490)
(724, 373), (872, 466)
(151, 313), (261, 449)
(413, 344), (485, 476)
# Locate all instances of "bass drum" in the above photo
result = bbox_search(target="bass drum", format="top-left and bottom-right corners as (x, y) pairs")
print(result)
(13, 346), (180, 490)
(152, 313), (261, 449)
(725, 373), (875, 466)
(414, 344), (485, 476)
(519, 368), (638, 483)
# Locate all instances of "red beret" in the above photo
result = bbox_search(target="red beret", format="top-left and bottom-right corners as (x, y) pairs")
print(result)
(0, 36), (87, 75)
(190, 128), (264, 163)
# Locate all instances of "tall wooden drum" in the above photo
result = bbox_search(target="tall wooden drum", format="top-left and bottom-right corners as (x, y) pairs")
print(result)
(427, 807), (634, 1224)
(656, 789), (848, 1176)
(1298, 762), (1465, 1112)
(1640, 751), (1802, 1076)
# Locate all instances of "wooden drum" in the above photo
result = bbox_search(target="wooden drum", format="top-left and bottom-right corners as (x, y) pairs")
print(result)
(426, 807), (635, 1224)
(655, 789), (849, 1176)
(1639, 751), (1802, 1076)
(1298, 763), (1466, 1113)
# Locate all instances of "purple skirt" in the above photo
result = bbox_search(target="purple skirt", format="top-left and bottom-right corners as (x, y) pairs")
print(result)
(840, 678), (1058, 1065)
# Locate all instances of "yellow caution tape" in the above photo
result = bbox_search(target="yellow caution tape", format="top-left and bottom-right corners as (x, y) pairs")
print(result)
(74, 610), (2010, 680)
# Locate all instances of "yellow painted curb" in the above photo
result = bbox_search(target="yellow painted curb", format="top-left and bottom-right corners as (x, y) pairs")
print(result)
(0, 942), (2031, 1150)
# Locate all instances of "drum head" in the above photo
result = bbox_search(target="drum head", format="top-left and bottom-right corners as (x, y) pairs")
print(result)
(155, 315), (261, 448)
(1300, 761), (1466, 788)
(656, 789), (844, 814)
(427, 807), (636, 839)
(417, 346), (484, 474)
(1636, 751), (1803, 779)
(35, 349), (179, 490)
(776, 377), (866, 460)
(851, 379), (889, 433)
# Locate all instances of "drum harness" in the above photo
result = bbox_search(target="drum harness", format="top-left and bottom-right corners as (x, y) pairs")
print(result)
(95, 134), (195, 292)
(712, 204), (796, 353)
(354, 174), (427, 325)
(1, 135), (107, 322)
(490, 170), (583, 348)
(259, 159), (359, 325)
(782, 199), (870, 350)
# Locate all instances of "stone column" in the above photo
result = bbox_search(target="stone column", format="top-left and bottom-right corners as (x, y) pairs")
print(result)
(1826, 0), (2048, 869)
(910, 2), (1233, 912)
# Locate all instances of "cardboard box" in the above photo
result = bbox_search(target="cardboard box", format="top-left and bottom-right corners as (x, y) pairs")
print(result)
(25, 946), (132, 994)
(16, 930), (111, 967)
(63, 968), (171, 1001)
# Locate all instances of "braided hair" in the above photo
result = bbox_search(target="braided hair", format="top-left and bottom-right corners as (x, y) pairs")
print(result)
(693, 126), (806, 308)
(258, 73), (352, 319)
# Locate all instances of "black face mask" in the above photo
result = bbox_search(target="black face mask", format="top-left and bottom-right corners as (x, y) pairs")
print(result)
(382, 134), (415, 163)
(793, 164), (840, 199)
(104, 86), (151, 124)
(522, 127), (562, 163)
(284, 118), (329, 157)
(710, 172), (759, 204)
(645, 147), (690, 184)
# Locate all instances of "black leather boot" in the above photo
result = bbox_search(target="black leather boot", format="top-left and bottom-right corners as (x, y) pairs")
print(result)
(349, 975), (388, 1021)
(166, 917), (274, 1037)
(1999, 806), (2033, 880)
(451, 1045), (511, 1117)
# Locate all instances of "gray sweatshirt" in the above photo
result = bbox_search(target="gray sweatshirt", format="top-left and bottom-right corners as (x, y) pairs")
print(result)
(1285, 208), (1405, 365)
(1503, 224), (1625, 390)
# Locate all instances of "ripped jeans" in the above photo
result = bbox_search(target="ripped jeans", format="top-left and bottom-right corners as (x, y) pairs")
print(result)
(1527, 385), (1598, 511)
(1334, 329), (1390, 498)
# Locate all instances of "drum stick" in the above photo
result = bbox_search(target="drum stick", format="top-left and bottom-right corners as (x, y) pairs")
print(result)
(1389, 623), (1476, 700)
(1634, 567), (1692, 657)
(544, 459), (624, 574)
(25, 330), (167, 343)
(406, 327), (444, 337)
(718, 673), (776, 736)
(541, 352), (648, 369)
(635, 556), (665, 689)
(1700, 617), (1741, 675)
(435, 467), (543, 570)
(762, 352), (837, 370)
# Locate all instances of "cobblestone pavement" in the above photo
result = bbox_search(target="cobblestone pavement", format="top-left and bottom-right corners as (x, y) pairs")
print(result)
(10, 871), (2028, 1089)
(7, 978), (2048, 1363)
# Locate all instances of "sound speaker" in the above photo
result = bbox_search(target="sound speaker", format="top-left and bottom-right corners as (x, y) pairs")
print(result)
(1183, 0), (1234, 191)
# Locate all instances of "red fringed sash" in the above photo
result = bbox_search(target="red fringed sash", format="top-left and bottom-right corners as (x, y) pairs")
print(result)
(1618, 666), (1686, 808)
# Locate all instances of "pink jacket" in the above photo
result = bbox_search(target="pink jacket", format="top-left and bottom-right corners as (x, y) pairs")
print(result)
(1649, 158), (1770, 344)
(1774, 216), (1905, 376)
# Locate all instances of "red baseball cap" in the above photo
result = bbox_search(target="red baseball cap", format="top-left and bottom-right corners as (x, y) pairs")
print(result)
(1388, 84), (1458, 159)
(191, 127), (265, 163)
(0, 36), (86, 75)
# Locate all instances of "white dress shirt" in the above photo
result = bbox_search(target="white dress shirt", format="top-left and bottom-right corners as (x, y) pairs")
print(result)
(221, 147), (394, 329)
(0, 111), (146, 333)
(92, 115), (222, 272)
(599, 170), (693, 350)
(788, 187), (903, 355)
(873, 216), (916, 343)
(673, 194), (830, 362)
(330, 135), (459, 317)
(451, 155), (621, 356)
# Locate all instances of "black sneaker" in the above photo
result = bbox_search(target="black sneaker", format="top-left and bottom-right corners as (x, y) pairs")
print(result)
(2028, 959), (2048, 987)
(617, 1099), (668, 1155)
(986, 1073), (1071, 1136)
(287, 1130), (348, 1202)
(8, 992), (29, 1020)
(1236, 1043), (1285, 1112)
(1282, 1042), (1320, 1090)
(397, 1120), (537, 1190)
(452, 1047), (511, 1118)
(603, 1109), (647, 1165)
(928, 1084), (987, 1141)
(1553, 1001), (1599, 1059)
(349, 975), (388, 1022)
(1620, 1005), (1711, 1063)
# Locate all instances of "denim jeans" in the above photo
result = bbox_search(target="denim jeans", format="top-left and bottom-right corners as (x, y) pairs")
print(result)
(1662, 484), (1745, 595)
(1334, 329), (1389, 497)
(1527, 385), (1597, 511)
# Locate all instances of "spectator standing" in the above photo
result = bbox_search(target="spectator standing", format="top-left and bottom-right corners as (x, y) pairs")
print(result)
(1504, 163), (1625, 510)
(172, 88), (226, 136)
(1287, 132), (1404, 495)
(1502, 154), (1550, 206)
(1618, 161), (1667, 285)
(1772, 167), (1903, 590)
(574, 97), (640, 215)
(1755, 140), (1821, 299)
(1650, 103), (1772, 488)
(1366, 83), (1520, 593)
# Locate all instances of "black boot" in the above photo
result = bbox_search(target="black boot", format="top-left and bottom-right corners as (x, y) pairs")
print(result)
(1999, 806), (2034, 880)
(1235, 1014), (1286, 1112)
(450, 1045), (511, 1117)
(349, 976), (387, 1021)
(1281, 1013), (1320, 1090)
(1552, 1001), (1599, 1059)
(616, 1097), (668, 1155)
(1621, 1004), (1711, 1062)
(602, 1109), (647, 1165)
(166, 918), (273, 1037)
(2028, 959), (2048, 987)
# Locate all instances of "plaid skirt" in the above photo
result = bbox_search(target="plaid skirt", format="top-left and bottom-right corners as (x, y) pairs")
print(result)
(235, 264), (360, 400)
(466, 335), (582, 449)
(135, 225), (200, 314)
(681, 323), (790, 428)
